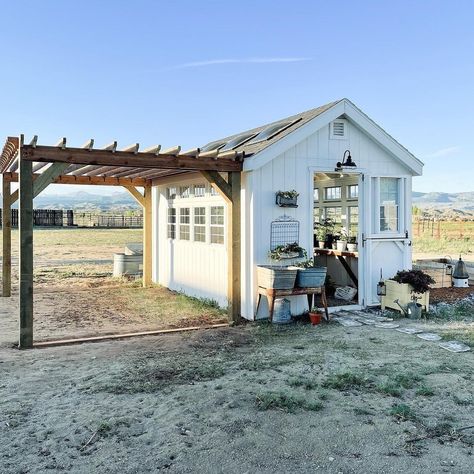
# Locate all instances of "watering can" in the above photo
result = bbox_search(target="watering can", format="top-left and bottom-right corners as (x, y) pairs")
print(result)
(393, 299), (422, 319)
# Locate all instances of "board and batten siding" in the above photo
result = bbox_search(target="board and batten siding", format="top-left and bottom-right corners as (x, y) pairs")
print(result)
(153, 175), (228, 307)
(245, 120), (413, 320)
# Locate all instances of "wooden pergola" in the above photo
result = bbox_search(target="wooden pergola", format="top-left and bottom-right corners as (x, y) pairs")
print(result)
(1, 135), (244, 349)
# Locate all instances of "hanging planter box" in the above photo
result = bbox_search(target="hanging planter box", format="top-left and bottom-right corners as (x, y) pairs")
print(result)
(275, 191), (298, 208)
(257, 265), (297, 289)
(381, 280), (430, 312)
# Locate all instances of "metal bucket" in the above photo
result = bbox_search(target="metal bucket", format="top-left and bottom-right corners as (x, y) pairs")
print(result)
(257, 266), (297, 289)
(113, 253), (143, 277)
(294, 267), (327, 288)
(273, 298), (291, 324)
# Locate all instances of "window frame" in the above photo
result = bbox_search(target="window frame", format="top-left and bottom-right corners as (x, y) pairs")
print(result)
(179, 207), (191, 240)
(167, 207), (176, 239)
(324, 186), (342, 201)
(193, 206), (207, 243)
(210, 205), (225, 245)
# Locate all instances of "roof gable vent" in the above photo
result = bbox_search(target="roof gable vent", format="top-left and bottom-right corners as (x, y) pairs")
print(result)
(330, 120), (347, 139)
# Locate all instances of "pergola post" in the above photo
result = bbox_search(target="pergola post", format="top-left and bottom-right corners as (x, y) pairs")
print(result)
(18, 146), (34, 348)
(227, 172), (241, 324)
(142, 184), (152, 287)
(2, 175), (12, 297)
(200, 170), (241, 324)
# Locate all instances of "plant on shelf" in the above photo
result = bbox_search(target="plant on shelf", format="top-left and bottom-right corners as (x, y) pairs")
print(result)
(336, 227), (348, 251)
(314, 218), (336, 249)
(268, 242), (307, 262)
(391, 269), (435, 295)
(276, 190), (299, 207)
(347, 234), (358, 252)
(315, 227), (326, 248)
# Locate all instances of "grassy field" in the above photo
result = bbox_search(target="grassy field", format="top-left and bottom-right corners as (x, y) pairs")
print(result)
(412, 220), (473, 257)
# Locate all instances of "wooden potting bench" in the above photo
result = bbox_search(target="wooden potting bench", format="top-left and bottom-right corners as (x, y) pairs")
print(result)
(256, 286), (329, 322)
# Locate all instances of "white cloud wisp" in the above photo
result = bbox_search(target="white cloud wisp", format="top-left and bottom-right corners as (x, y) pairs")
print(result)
(172, 57), (312, 69)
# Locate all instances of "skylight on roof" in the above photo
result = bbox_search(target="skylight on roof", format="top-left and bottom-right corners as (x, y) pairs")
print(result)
(247, 118), (301, 145)
(200, 140), (227, 152)
(219, 132), (257, 151)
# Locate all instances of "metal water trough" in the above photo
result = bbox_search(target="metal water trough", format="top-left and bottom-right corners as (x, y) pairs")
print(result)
(113, 246), (143, 277)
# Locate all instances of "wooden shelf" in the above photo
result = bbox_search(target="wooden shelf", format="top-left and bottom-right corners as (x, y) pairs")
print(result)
(314, 248), (358, 258)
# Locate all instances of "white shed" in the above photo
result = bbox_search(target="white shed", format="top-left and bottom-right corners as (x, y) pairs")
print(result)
(152, 98), (423, 320)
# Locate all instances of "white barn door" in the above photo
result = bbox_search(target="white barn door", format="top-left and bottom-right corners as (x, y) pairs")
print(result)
(360, 175), (412, 306)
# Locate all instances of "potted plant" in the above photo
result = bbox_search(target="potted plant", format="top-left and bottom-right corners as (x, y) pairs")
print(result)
(315, 218), (336, 249)
(308, 308), (323, 325)
(275, 190), (299, 208)
(268, 242), (307, 261)
(291, 259), (327, 288)
(336, 227), (348, 252)
(314, 227), (326, 248)
(381, 269), (435, 313)
(347, 235), (358, 252)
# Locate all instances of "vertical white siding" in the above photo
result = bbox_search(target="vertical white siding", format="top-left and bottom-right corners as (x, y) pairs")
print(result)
(245, 121), (413, 320)
(154, 176), (228, 307)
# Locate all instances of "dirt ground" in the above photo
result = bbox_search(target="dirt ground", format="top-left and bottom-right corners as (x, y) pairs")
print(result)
(1, 321), (473, 474)
(0, 229), (226, 346)
(1, 228), (474, 472)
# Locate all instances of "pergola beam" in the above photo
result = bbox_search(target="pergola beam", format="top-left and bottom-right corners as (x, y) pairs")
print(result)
(3, 172), (149, 187)
(21, 145), (243, 172)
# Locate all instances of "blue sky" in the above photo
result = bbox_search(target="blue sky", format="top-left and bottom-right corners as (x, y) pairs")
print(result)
(0, 0), (473, 194)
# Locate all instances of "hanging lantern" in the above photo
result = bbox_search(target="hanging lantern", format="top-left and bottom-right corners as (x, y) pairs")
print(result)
(453, 255), (469, 288)
(377, 269), (386, 296)
(445, 264), (453, 276)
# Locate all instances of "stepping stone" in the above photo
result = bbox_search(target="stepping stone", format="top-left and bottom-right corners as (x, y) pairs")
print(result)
(356, 318), (377, 325)
(396, 327), (424, 335)
(417, 333), (442, 341)
(335, 311), (359, 319)
(374, 322), (400, 329)
(332, 317), (363, 327)
(439, 341), (471, 353)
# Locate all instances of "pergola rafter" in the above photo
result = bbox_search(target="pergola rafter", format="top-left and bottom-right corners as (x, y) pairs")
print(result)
(1, 135), (245, 348)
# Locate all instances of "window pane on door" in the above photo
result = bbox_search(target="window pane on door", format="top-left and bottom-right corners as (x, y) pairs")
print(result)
(379, 178), (399, 232)
(194, 207), (206, 242)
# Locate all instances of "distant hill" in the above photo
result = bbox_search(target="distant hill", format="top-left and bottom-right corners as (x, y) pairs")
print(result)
(3, 190), (140, 211)
(412, 191), (474, 219)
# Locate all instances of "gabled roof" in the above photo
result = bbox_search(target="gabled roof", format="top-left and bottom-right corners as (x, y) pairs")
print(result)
(201, 100), (341, 156)
(201, 98), (424, 176)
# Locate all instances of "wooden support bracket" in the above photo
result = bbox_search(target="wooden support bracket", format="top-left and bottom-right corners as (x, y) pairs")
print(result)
(123, 186), (145, 207)
(199, 171), (232, 202)
(33, 162), (70, 197)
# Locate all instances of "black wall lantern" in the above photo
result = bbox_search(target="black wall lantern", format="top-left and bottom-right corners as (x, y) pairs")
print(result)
(335, 150), (357, 172)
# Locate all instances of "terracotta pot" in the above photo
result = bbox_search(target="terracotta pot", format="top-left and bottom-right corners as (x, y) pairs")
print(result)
(309, 311), (323, 325)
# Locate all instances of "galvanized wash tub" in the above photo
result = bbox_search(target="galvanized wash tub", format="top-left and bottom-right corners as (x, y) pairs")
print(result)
(113, 253), (143, 277)
(292, 266), (327, 288)
(257, 265), (297, 289)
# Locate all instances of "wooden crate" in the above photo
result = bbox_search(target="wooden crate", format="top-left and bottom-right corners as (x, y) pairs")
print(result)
(381, 280), (430, 313)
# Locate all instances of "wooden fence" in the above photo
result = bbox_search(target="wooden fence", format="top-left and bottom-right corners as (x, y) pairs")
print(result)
(413, 218), (474, 239)
(0, 209), (143, 228)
